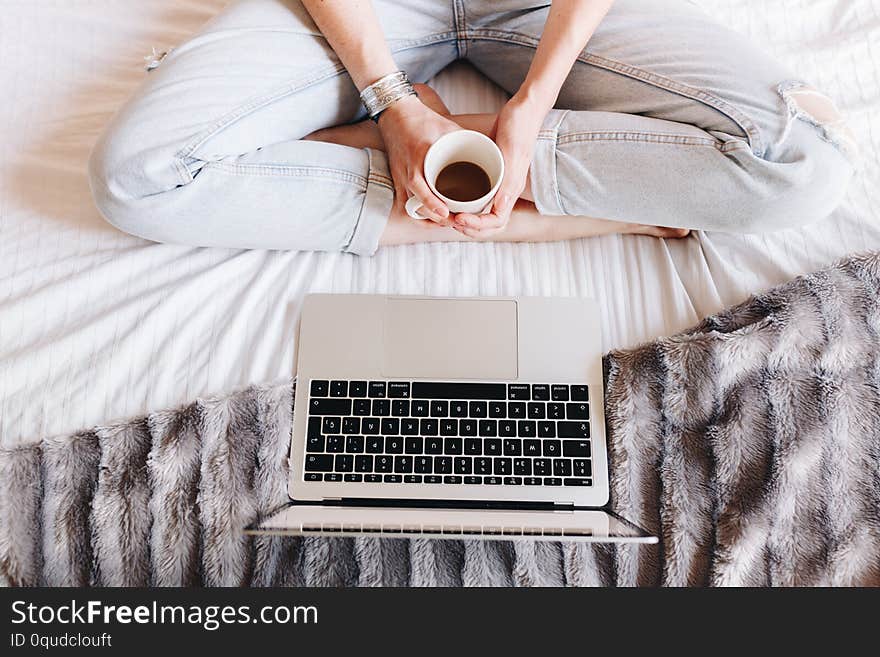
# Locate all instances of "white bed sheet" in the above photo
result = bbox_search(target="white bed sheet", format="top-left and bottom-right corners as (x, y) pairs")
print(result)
(2, 0), (879, 448)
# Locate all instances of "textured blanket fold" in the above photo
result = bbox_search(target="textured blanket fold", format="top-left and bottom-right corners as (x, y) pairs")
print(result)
(3, 254), (880, 587)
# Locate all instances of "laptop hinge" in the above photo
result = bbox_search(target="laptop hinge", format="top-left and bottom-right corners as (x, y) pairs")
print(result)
(326, 497), (575, 511)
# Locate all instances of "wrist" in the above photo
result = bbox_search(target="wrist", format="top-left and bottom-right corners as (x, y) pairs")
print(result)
(510, 82), (556, 118)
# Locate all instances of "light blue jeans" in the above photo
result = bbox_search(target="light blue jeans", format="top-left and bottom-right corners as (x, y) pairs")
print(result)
(88, 0), (855, 256)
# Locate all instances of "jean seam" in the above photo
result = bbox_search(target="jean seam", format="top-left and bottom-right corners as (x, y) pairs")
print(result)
(172, 31), (460, 185)
(204, 161), (370, 187)
(465, 28), (766, 156)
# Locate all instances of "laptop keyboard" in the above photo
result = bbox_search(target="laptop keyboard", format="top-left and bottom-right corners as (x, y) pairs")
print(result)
(303, 380), (592, 487)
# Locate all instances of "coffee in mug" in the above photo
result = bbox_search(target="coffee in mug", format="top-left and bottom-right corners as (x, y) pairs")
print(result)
(405, 130), (505, 219)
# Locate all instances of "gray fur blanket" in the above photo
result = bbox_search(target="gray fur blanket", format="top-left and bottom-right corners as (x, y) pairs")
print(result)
(3, 254), (880, 587)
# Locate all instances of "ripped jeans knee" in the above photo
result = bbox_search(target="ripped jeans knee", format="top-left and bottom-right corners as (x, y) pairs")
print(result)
(777, 81), (858, 160)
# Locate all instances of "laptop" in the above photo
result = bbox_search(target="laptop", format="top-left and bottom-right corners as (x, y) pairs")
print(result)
(247, 294), (656, 543)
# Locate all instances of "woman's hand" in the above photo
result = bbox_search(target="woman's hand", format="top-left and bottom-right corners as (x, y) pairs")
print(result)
(378, 95), (463, 225)
(452, 95), (547, 238)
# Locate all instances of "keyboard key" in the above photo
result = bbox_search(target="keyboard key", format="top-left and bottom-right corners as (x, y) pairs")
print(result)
(414, 456), (432, 473)
(434, 457), (452, 474)
(361, 418), (380, 435)
(570, 385), (589, 401)
(381, 418), (400, 435)
(401, 418), (419, 435)
(503, 439), (521, 456)
(305, 454), (333, 472)
(524, 477), (541, 485)
(322, 417), (341, 434)
(503, 477), (522, 486)
(424, 475), (442, 484)
(420, 419), (439, 436)
(324, 473), (342, 482)
(346, 436), (364, 453)
(508, 384), (530, 400)
(355, 455), (373, 472)
(330, 380), (347, 397)
(544, 477), (562, 486)
(385, 437), (404, 454)
(454, 457), (472, 474)
(523, 440), (541, 456)
(392, 399), (410, 417)
(425, 438), (443, 454)
(431, 400), (449, 417)
(342, 417), (360, 434)
(548, 403), (565, 420)
(566, 402), (589, 420)
(444, 476), (462, 484)
(484, 476), (502, 485)
(558, 421), (590, 438)
(565, 478), (591, 486)
(531, 384), (550, 401)
(551, 385), (570, 401)
(553, 459), (572, 477)
(388, 382), (410, 398)
(450, 401), (468, 417)
(517, 420), (537, 438)
(489, 401), (506, 418)
(494, 458), (512, 475)
(543, 440), (561, 456)
(310, 380), (329, 397)
(308, 416), (322, 439)
(307, 435), (324, 452)
(326, 435), (344, 453)
(344, 473), (363, 482)
(394, 455), (413, 473)
(309, 398), (351, 416)
(513, 458), (531, 475)
(353, 399), (371, 416)
(538, 421), (555, 438)
(440, 419), (458, 436)
(464, 476), (481, 485)
(304, 472), (322, 481)
(484, 439), (502, 456)
(499, 420), (516, 437)
(469, 401), (487, 418)
(404, 475), (422, 483)
(475, 458), (492, 475)
(464, 438), (481, 455)
(405, 437), (423, 454)
(527, 402), (545, 419)
(563, 440), (591, 457)
(444, 437), (463, 454)
(335, 454), (354, 472)
(369, 381), (386, 397)
(411, 400), (429, 417)
(372, 399), (390, 416)
(375, 455), (393, 473)
(364, 474), (382, 483)
(533, 459), (551, 476)
(573, 459), (592, 476)
(412, 382), (506, 400)
(459, 419), (477, 436)
(383, 474), (402, 483)
(508, 402), (526, 419)
(349, 380), (368, 397)
(479, 419), (497, 437)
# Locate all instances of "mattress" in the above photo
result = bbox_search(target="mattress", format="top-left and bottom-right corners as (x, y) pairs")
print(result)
(2, 0), (879, 448)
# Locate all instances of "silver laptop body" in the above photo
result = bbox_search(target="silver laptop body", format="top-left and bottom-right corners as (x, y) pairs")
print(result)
(248, 294), (656, 543)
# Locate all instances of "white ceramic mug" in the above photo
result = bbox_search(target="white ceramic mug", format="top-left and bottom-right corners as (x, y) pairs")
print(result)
(405, 130), (505, 220)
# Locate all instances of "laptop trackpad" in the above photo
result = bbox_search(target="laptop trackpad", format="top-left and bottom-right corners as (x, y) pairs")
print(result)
(382, 298), (518, 380)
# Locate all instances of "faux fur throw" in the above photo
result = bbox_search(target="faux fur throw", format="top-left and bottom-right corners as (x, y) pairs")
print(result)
(3, 254), (880, 587)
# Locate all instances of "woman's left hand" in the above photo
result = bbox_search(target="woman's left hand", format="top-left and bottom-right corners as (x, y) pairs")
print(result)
(452, 95), (547, 238)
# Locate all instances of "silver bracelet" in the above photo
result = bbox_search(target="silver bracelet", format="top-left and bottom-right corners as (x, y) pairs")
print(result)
(360, 71), (417, 121)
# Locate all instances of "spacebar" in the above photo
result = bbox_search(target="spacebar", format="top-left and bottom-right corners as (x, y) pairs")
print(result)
(411, 382), (507, 400)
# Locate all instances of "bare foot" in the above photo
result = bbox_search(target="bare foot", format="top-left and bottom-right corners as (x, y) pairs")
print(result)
(626, 225), (691, 238)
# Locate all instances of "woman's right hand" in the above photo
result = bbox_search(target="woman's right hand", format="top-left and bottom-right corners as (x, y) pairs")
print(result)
(377, 94), (462, 225)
